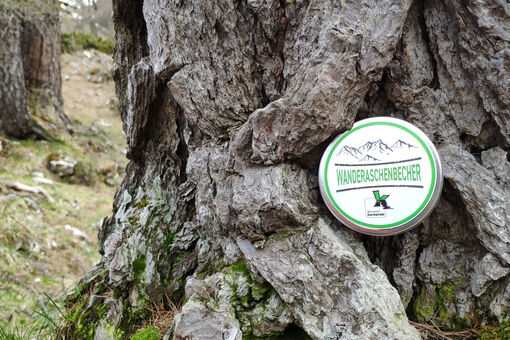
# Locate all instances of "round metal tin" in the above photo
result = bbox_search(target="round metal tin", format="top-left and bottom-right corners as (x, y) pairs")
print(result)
(318, 117), (443, 236)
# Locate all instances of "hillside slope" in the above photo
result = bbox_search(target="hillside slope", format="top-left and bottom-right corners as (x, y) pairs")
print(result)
(0, 50), (126, 333)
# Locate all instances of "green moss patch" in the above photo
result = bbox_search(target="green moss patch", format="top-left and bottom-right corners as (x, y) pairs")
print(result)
(131, 326), (160, 340)
(164, 231), (177, 250)
(133, 257), (147, 284)
(479, 321), (510, 340)
(411, 278), (471, 331)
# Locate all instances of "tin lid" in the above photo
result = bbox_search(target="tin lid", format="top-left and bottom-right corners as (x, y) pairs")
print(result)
(318, 117), (443, 236)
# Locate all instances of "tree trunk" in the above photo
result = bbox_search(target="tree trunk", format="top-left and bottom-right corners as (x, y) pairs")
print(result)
(66, 0), (510, 339)
(20, 11), (62, 101)
(0, 7), (33, 138)
(0, 0), (70, 139)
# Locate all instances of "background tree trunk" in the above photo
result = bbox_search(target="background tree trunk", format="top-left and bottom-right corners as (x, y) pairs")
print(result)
(66, 0), (510, 339)
(0, 0), (69, 139)
(20, 11), (62, 100)
(0, 6), (33, 138)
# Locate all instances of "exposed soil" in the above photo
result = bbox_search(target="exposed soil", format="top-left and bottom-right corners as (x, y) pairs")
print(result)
(0, 50), (126, 329)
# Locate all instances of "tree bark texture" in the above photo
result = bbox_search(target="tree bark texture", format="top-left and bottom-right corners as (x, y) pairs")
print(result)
(20, 10), (62, 100)
(67, 0), (510, 339)
(0, 1), (67, 138)
(0, 6), (33, 137)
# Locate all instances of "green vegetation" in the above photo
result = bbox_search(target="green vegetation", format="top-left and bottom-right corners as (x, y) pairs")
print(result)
(220, 261), (290, 339)
(412, 278), (471, 331)
(62, 32), (114, 55)
(0, 293), (65, 340)
(136, 196), (149, 209)
(0, 52), (126, 336)
(0, 321), (49, 340)
(131, 326), (160, 340)
(479, 321), (510, 340)
(164, 231), (177, 249)
(133, 257), (147, 284)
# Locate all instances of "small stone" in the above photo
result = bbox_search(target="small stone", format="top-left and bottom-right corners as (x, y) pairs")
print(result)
(0, 193), (20, 203)
(97, 120), (112, 127)
(24, 197), (40, 212)
(64, 224), (91, 243)
(47, 153), (78, 177)
(29, 240), (41, 253)
(32, 172), (44, 178)
(33, 177), (54, 185)
(72, 200), (80, 211)
(46, 240), (58, 249)
(5, 182), (55, 203)
(104, 178), (115, 186)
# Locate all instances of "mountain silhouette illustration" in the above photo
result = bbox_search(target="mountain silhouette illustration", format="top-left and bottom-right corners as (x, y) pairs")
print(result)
(391, 140), (416, 150)
(336, 139), (417, 163)
(337, 145), (363, 160)
(358, 139), (393, 155)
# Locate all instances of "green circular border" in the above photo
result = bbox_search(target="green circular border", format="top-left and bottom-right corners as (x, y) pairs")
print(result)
(324, 121), (437, 229)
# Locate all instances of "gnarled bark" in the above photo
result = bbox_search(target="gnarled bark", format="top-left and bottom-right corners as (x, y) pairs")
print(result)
(66, 0), (510, 339)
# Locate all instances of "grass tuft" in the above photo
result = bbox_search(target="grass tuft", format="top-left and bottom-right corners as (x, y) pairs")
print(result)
(62, 32), (114, 55)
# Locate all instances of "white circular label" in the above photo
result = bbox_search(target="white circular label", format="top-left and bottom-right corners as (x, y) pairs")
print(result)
(318, 117), (443, 236)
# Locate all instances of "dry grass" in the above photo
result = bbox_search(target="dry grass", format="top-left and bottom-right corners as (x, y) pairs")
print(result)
(145, 294), (182, 335)
(410, 321), (479, 340)
(0, 50), (127, 331)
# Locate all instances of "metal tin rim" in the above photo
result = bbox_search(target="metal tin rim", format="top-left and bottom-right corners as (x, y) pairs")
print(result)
(318, 117), (443, 236)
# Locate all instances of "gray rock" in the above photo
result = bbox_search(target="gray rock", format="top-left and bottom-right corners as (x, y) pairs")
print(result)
(64, 224), (91, 243)
(4, 181), (55, 203)
(32, 177), (54, 185)
(47, 154), (78, 177)
(0, 193), (20, 203)
(23, 197), (40, 212)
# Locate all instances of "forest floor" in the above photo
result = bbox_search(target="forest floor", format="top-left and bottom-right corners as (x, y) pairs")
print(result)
(0, 50), (126, 335)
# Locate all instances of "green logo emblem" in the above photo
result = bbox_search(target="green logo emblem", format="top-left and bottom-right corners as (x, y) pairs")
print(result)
(372, 190), (391, 209)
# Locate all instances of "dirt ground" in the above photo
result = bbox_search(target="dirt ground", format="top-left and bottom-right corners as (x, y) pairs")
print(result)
(0, 50), (127, 330)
